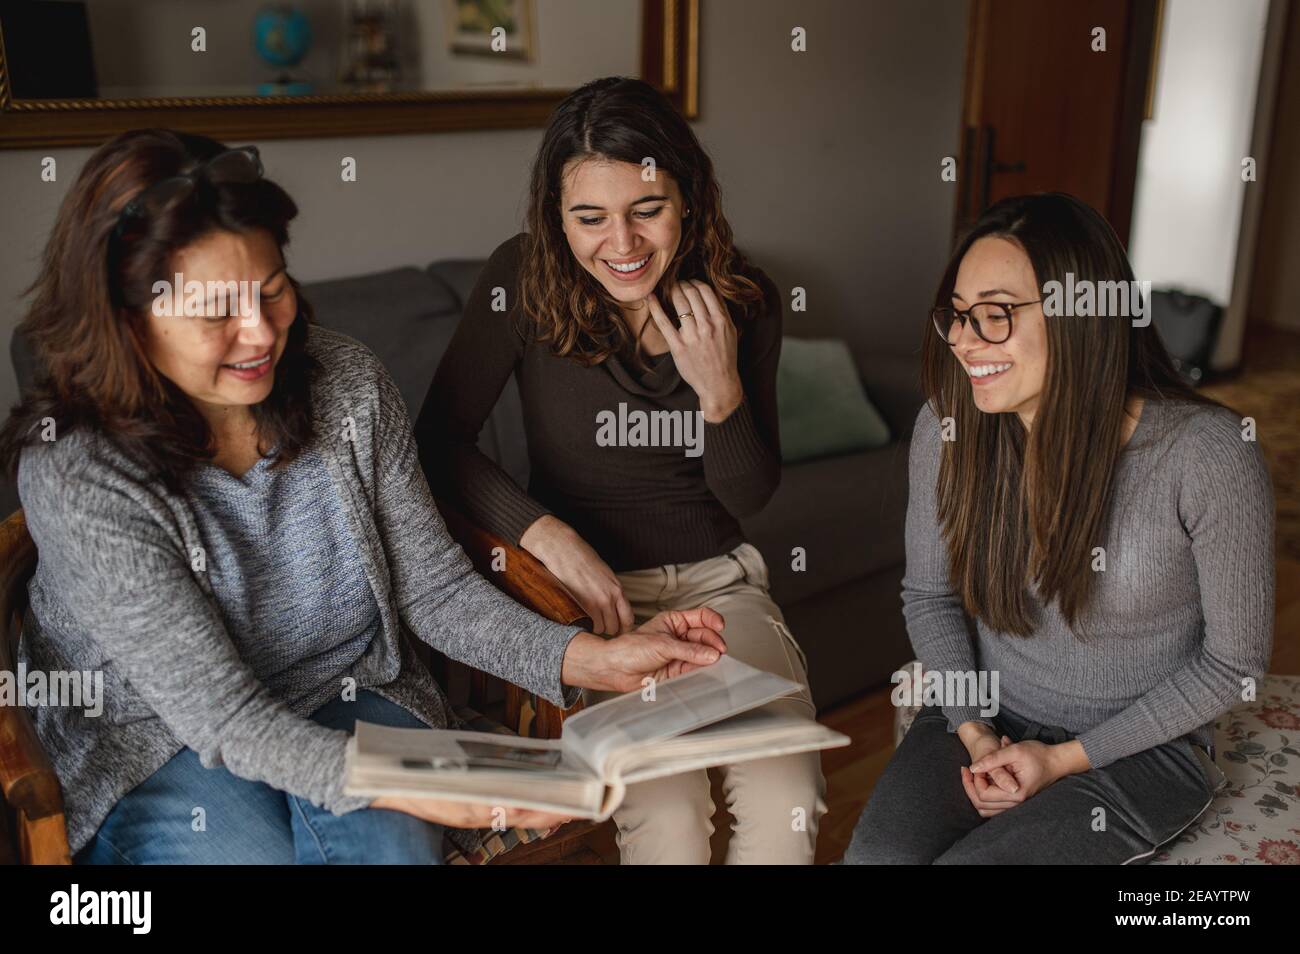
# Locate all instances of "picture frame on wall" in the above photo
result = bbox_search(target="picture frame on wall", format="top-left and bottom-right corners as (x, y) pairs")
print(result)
(446, 0), (535, 60)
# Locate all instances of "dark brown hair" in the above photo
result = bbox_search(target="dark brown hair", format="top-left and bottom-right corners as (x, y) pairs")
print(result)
(920, 192), (1216, 635)
(519, 76), (764, 363)
(0, 128), (317, 492)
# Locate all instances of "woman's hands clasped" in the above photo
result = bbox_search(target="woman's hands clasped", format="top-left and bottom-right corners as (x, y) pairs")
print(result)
(957, 722), (1093, 817)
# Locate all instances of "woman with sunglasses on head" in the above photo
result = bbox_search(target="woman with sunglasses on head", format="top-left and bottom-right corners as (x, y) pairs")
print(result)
(0, 128), (727, 865)
(419, 77), (826, 864)
(844, 192), (1275, 865)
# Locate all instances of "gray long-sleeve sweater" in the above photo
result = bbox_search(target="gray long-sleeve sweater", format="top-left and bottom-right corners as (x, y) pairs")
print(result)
(17, 324), (582, 855)
(903, 399), (1274, 769)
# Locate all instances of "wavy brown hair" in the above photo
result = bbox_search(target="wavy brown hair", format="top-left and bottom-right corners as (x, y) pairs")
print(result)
(518, 76), (764, 363)
(0, 128), (317, 493)
(920, 193), (1218, 636)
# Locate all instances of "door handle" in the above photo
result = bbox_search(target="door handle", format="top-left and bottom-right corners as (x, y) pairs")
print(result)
(977, 126), (1027, 214)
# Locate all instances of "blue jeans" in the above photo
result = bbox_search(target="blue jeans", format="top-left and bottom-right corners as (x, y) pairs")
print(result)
(76, 690), (446, 864)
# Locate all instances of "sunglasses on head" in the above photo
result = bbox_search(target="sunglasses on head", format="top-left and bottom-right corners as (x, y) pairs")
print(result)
(110, 145), (264, 244)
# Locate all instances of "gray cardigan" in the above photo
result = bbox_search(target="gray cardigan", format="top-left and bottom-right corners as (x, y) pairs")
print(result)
(18, 324), (582, 855)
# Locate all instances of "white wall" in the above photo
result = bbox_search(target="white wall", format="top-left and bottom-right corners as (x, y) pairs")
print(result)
(1127, 0), (1271, 307)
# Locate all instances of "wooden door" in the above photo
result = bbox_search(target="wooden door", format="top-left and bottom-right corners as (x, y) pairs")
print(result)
(957, 0), (1160, 245)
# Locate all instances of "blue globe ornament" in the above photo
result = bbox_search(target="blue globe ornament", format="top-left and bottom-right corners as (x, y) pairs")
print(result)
(253, 6), (313, 94)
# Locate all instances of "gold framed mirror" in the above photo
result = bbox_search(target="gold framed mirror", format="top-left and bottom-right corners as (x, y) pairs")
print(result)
(0, 0), (698, 149)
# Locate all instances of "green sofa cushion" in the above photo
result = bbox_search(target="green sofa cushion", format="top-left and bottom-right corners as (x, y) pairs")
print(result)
(776, 336), (891, 463)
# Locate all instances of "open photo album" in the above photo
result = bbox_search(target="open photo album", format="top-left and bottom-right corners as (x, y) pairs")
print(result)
(344, 655), (849, 817)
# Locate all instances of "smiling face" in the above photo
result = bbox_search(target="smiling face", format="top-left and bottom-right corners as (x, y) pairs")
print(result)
(559, 156), (684, 307)
(949, 235), (1049, 426)
(140, 227), (297, 421)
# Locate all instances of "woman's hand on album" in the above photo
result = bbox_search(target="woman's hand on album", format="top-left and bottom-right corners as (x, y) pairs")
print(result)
(561, 607), (728, 694)
(521, 514), (634, 635)
(646, 281), (744, 422)
(370, 795), (572, 831)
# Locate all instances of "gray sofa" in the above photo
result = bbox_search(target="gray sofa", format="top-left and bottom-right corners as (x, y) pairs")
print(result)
(303, 257), (919, 711)
(7, 256), (920, 711)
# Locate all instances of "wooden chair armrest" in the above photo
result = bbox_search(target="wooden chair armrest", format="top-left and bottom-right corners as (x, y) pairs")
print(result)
(435, 501), (591, 740)
(0, 705), (65, 825)
(0, 509), (71, 864)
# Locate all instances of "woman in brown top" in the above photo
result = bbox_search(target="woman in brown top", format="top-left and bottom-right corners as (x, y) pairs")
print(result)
(420, 77), (826, 864)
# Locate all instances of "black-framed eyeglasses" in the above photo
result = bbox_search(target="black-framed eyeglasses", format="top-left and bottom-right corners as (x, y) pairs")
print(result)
(110, 145), (264, 245)
(931, 299), (1041, 345)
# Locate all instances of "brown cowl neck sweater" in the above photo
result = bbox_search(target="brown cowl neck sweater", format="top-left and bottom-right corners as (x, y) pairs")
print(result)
(418, 233), (783, 572)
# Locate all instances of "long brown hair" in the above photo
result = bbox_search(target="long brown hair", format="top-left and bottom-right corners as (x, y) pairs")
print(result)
(519, 76), (763, 363)
(920, 193), (1215, 635)
(0, 128), (317, 493)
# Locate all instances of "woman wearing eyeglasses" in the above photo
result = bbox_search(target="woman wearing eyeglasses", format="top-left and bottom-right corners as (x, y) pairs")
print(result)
(0, 128), (727, 865)
(418, 77), (826, 864)
(843, 193), (1274, 864)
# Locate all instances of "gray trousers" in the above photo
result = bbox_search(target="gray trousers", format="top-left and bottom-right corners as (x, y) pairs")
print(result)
(843, 704), (1223, 864)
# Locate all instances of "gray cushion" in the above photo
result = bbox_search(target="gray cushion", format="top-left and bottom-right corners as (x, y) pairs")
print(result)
(301, 266), (459, 418)
(851, 347), (925, 439)
(742, 441), (910, 607)
(426, 259), (490, 312)
(10, 328), (40, 399)
(306, 263), (536, 486)
(778, 564), (912, 712)
(426, 259), (531, 487)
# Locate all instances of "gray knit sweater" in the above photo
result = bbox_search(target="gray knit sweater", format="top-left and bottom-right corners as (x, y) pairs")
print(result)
(904, 399), (1274, 769)
(18, 325), (582, 855)
(185, 446), (384, 712)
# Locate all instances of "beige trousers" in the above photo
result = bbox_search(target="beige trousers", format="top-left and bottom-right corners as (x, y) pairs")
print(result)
(587, 542), (828, 864)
